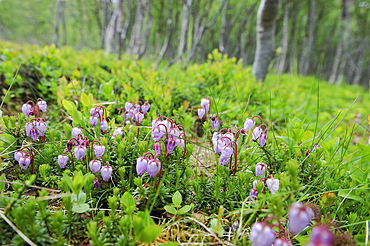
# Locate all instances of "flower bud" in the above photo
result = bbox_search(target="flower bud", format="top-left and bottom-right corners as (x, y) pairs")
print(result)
(201, 98), (210, 113)
(25, 122), (33, 136)
(249, 188), (258, 201)
(154, 142), (161, 155)
(260, 132), (268, 147)
(141, 102), (150, 114)
(266, 177), (279, 194)
(243, 118), (255, 131)
(37, 100), (47, 112)
(212, 116), (219, 131)
(167, 138), (176, 154)
(66, 140), (74, 152)
(288, 202), (314, 234)
(147, 159), (161, 178)
(250, 222), (276, 246)
(255, 162), (266, 176)
(252, 126), (263, 141)
(89, 115), (99, 127)
(94, 145), (105, 157)
(30, 128), (38, 141)
(136, 157), (148, 175)
(74, 146), (86, 160)
(89, 160), (102, 173)
(93, 177), (100, 189)
(101, 164), (113, 181)
(198, 107), (206, 119)
(100, 119), (108, 132)
(58, 154), (69, 168)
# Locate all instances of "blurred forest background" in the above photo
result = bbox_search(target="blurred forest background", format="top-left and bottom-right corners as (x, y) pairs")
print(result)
(0, 0), (369, 85)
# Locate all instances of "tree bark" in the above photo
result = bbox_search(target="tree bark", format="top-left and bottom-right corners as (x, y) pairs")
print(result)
(336, 0), (352, 85)
(300, 0), (315, 76)
(105, 0), (120, 55)
(120, 0), (131, 55)
(184, 0), (228, 69)
(154, 0), (173, 69)
(275, 0), (289, 75)
(128, 0), (146, 56)
(52, 0), (65, 47)
(288, 1), (300, 74)
(165, 0), (192, 69)
(61, 0), (66, 46)
(138, 0), (153, 59)
(219, 0), (229, 55)
(251, 0), (280, 82)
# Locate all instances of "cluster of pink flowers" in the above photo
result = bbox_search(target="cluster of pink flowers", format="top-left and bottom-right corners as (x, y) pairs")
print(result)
(250, 162), (280, 200)
(197, 97), (211, 120)
(22, 99), (48, 141)
(14, 147), (34, 171)
(244, 115), (268, 147)
(136, 152), (161, 178)
(58, 128), (110, 184)
(250, 203), (334, 246)
(89, 106), (108, 131)
(120, 100), (150, 125)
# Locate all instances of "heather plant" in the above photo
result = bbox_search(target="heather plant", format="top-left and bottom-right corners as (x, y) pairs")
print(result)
(0, 45), (369, 245)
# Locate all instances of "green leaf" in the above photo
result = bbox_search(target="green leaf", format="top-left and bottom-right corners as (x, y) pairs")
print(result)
(177, 205), (192, 215)
(62, 99), (75, 114)
(301, 130), (314, 143)
(62, 173), (77, 194)
(80, 92), (90, 107)
(72, 107), (80, 124)
(0, 133), (16, 152)
(357, 142), (370, 163)
(172, 191), (182, 207)
(338, 189), (365, 203)
(137, 225), (162, 243)
(73, 171), (84, 194)
(210, 218), (224, 237)
(72, 203), (89, 213)
(121, 192), (136, 214)
(275, 136), (295, 147)
(164, 205), (177, 215)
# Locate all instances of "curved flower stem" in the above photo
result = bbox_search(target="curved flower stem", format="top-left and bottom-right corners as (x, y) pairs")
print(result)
(143, 152), (155, 159)
(235, 129), (246, 142)
(218, 128), (228, 134)
(252, 115), (263, 125)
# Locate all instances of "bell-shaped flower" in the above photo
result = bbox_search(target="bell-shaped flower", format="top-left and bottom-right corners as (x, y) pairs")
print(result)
(212, 116), (219, 131)
(101, 164), (113, 181)
(37, 100), (47, 112)
(22, 103), (32, 118)
(176, 137), (185, 150)
(219, 152), (231, 166)
(154, 142), (161, 155)
(151, 127), (163, 142)
(14, 151), (25, 162)
(125, 102), (133, 111)
(89, 160), (102, 173)
(201, 98), (210, 113)
(249, 188), (258, 201)
(135, 112), (144, 124)
(66, 140), (74, 152)
(169, 128), (180, 139)
(198, 107), (206, 119)
(141, 102), (150, 114)
(89, 115), (99, 127)
(90, 107), (104, 117)
(214, 139), (226, 153)
(94, 145), (105, 157)
(252, 126), (263, 141)
(136, 157), (148, 175)
(30, 128), (38, 141)
(74, 145), (87, 160)
(223, 132), (234, 144)
(274, 238), (293, 246)
(112, 128), (123, 139)
(19, 156), (31, 170)
(250, 222), (276, 246)
(260, 132), (268, 147)
(255, 162), (266, 176)
(133, 104), (141, 114)
(147, 159), (161, 178)
(36, 121), (47, 136)
(288, 202), (314, 234)
(244, 118), (256, 131)
(72, 127), (83, 138)
(100, 119), (108, 132)
(307, 225), (334, 246)
(166, 138), (176, 154)
(266, 177), (279, 194)
(58, 154), (69, 168)
(25, 122), (33, 136)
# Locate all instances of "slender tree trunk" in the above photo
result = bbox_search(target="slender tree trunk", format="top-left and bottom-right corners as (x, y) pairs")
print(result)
(251, 0), (280, 82)
(165, 0), (192, 69)
(275, 0), (289, 75)
(300, 0), (315, 76)
(231, 3), (256, 58)
(52, 0), (64, 47)
(219, 0), (229, 55)
(138, 0), (153, 59)
(61, 0), (66, 46)
(154, 0), (173, 69)
(353, 42), (367, 85)
(116, 0), (124, 59)
(100, 0), (110, 49)
(105, 0), (120, 55)
(128, 0), (146, 56)
(289, 1), (300, 74)
(336, 0), (352, 85)
(120, 0), (131, 53)
(184, 0), (228, 69)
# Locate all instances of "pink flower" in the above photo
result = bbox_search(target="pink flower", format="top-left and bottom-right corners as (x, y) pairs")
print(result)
(250, 222), (275, 246)
(89, 160), (102, 173)
(101, 165), (113, 181)
(266, 177), (279, 194)
(244, 118), (255, 131)
(198, 107), (206, 119)
(255, 162), (266, 176)
(136, 157), (148, 175)
(58, 154), (69, 168)
(288, 202), (314, 234)
(94, 145), (105, 157)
